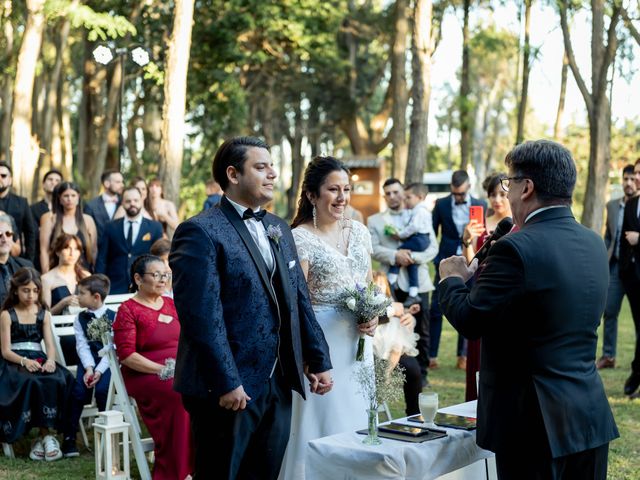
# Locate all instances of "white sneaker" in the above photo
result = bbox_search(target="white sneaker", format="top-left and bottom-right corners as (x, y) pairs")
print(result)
(43, 435), (62, 462)
(29, 438), (44, 461)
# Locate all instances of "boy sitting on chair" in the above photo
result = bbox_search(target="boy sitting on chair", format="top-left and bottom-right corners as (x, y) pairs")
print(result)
(61, 274), (115, 457)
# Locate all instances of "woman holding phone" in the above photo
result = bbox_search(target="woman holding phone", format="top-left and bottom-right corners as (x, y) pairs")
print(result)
(461, 172), (514, 401)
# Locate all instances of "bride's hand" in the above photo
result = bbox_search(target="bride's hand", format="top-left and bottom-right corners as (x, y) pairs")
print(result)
(358, 317), (378, 336)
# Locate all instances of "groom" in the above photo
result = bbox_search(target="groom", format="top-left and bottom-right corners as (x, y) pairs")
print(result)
(170, 136), (333, 480)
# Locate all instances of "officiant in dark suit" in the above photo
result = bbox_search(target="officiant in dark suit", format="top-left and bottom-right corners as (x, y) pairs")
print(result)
(438, 140), (618, 479)
(95, 187), (163, 294)
(170, 137), (332, 480)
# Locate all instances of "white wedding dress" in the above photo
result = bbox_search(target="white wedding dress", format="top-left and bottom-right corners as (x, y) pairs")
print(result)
(278, 220), (374, 480)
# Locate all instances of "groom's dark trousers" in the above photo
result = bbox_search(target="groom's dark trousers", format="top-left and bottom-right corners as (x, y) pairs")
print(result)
(183, 367), (292, 480)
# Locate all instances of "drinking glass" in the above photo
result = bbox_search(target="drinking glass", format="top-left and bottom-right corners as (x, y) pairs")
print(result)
(418, 392), (438, 427)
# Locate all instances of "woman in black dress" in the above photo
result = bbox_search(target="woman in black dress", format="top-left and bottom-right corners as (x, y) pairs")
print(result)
(0, 268), (73, 461)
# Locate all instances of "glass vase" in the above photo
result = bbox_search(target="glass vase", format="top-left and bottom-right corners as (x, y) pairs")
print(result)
(362, 408), (382, 445)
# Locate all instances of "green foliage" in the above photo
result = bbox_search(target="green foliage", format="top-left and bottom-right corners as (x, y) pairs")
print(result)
(45, 0), (136, 41)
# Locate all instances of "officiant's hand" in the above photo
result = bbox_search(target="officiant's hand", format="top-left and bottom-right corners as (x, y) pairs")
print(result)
(358, 317), (378, 336)
(219, 385), (252, 411)
(306, 370), (333, 395)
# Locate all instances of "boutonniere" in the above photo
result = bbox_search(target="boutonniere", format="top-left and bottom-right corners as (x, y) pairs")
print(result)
(266, 224), (283, 245)
(142, 232), (151, 241)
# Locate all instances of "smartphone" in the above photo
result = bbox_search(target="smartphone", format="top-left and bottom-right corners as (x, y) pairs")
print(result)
(469, 205), (484, 226)
(378, 422), (434, 437)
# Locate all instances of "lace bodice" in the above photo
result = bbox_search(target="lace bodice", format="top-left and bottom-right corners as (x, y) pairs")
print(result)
(293, 221), (372, 305)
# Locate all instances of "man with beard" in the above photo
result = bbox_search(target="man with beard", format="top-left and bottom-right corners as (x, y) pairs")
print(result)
(30, 169), (63, 270)
(596, 164), (637, 370)
(0, 213), (33, 305)
(84, 170), (125, 238)
(96, 186), (163, 293)
(0, 162), (37, 262)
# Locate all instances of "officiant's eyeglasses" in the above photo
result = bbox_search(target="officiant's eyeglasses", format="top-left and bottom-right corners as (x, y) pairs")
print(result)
(143, 272), (172, 281)
(500, 176), (528, 192)
(0, 231), (13, 238)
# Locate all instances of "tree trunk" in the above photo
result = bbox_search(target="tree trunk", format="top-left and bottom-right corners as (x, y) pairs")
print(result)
(390, 0), (409, 180)
(553, 50), (568, 140)
(515, 0), (532, 145)
(1, 0), (14, 163)
(95, 58), (123, 181)
(10, 0), (45, 200)
(287, 101), (305, 220)
(558, 0), (620, 232)
(159, 0), (195, 205)
(406, 0), (433, 185)
(142, 97), (162, 165)
(57, 74), (73, 179)
(459, 0), (472, 170)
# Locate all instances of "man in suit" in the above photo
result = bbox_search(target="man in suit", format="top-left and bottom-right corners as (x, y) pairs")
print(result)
(368, 178), (438, 390)
(95, 187), (162, 294)
(84, 170), (124, 238)
(170, 137), (332, 480)
(0, 162), (37, 262)
(618, 158), (640, 395)
(597, 164), (637, 370)
(429, 170), (486, 369)
(0, 214), (33, 305)
(438, 140), (618, 479)
(30, 169), (63, 271)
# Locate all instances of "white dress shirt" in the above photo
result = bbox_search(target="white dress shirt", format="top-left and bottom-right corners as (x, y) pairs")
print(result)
(398, 203), (431, 239)
(226, 197), (275, 271)
(102, 193), (118, 219)
(123, 214), (143, 246)
(74, 305), (110, 374)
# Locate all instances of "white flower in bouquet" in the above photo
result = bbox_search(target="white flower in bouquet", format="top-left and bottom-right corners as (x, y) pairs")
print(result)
(341, 282), (392, 361)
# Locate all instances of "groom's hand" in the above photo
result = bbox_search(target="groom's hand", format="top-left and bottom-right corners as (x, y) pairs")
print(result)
(219, 385), (252, 411)
(306, 370), (333, 395)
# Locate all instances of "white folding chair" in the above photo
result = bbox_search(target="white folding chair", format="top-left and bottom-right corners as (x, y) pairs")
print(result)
(377, 402), (393, 422)
(2, 442), (14, 458)
(104, 293), (134, 307)
(49, 314), (104, 449)
(105, 345), (154, 480)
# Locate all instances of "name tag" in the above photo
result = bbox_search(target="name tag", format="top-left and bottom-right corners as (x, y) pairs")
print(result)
(158, 314), (174, 324)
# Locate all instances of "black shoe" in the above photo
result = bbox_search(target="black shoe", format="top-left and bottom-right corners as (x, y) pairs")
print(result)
(61, 437), (79, 458)
(421, 376), (430, 388)
(623, 372), (640, 396)
(403, 295), (422, 308)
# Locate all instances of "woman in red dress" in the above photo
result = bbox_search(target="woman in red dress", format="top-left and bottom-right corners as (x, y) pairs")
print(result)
(112, 254), (193, 480)
(461, 173), (514, 401)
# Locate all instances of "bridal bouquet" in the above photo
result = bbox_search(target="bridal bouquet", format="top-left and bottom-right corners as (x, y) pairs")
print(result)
(342, 282), (392, 361)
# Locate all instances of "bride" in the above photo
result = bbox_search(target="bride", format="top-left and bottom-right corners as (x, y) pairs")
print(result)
(279, 156), (378, 479)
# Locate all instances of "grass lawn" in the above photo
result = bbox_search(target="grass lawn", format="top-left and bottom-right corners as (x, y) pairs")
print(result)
(1, 302), (639, 479)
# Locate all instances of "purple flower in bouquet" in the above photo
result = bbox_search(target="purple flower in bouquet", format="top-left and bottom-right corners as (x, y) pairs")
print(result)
(342, 281), (392, 361)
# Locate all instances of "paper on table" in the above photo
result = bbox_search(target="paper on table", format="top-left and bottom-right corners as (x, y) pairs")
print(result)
(437, 400), (477, 419)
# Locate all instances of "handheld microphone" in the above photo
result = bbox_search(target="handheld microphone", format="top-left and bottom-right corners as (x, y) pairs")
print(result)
(472, 217), (514, 264)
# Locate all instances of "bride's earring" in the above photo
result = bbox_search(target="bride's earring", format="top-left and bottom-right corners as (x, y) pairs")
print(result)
(312, 204), (318, 229)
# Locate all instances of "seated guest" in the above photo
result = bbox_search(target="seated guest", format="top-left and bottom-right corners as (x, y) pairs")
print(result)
(0, 214), (33, 306)
(0, 267), (73, 461)
(150, 238), (172, 297)
(114, 176), (154, 221)
(0, 211), (22, 258)
(61, 274), (115, 457)
(39, 182), (97, 273)
(96, 187), (163, 294)
(41, 234), (91, 315)
(112, 255), (193, 480)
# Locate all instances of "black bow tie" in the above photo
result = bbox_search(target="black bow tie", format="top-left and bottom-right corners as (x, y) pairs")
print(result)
(242, 208), (267, 221)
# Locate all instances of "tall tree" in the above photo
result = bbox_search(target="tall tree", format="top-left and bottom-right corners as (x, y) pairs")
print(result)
(390, 0), (409, 178)
(459, 0), (472, 169)
(159, 0), (195, 205)
(0, 0), (14, 163)
(406, 0), (434, 184)
(558, 0), (621, 231)
(515, 0), (532, 145)
(10, 0), (45, 199)
(553, 49), (568, 140)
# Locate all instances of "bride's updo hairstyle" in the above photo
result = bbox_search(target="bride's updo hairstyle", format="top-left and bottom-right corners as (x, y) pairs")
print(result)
(291, 156), (350, 229)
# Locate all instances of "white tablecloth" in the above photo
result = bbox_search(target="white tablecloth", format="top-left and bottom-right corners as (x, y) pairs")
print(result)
(306, 417), (493, 480)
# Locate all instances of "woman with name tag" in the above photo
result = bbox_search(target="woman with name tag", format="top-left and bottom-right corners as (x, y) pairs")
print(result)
(0, 267), (73, 461)
(112, 254), (193, 480)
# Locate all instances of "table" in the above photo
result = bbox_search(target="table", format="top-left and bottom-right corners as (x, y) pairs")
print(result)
(306, 409), (495, 480)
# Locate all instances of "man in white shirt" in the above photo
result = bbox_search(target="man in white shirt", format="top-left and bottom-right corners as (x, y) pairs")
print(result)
(84, 170), (124, 238)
